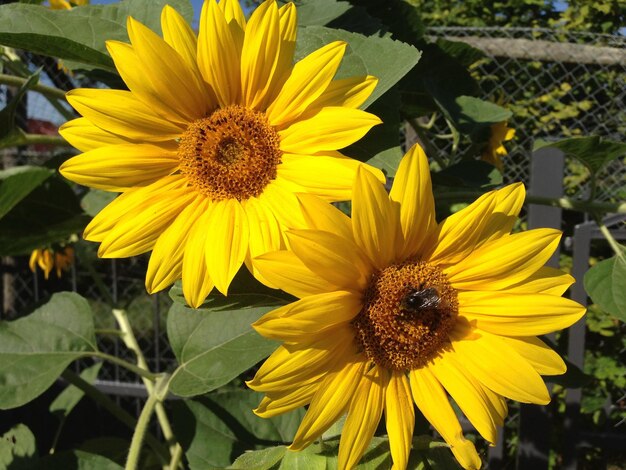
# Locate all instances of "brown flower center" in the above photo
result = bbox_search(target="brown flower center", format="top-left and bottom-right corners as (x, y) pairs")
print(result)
(177, 105), (282, 201)
(352, 260), (458, 371)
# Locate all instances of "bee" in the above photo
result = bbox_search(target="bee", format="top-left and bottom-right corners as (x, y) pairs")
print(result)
(401, 286), (441, 312)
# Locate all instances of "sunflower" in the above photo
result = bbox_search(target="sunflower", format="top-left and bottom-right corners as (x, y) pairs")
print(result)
(248, 143), (585, 469)
(481, 121), (515, 171)
(29, 246), (74, 279)
(59, 0), (382, 307)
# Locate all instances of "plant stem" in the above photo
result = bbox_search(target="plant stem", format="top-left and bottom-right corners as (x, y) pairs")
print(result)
(168, 442), (185, 470)
(0, 133), (71, 150)
(91, 351), (159, 381)
(0, 73), (67, 101)
(60, 369), (169, 463)
(598, 223), (626, 261)
(112, 309), (181, 459)
(125, 391), (158, 470)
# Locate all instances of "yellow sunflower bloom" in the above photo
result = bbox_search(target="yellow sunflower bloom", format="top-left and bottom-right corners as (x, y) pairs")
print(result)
(49, 0), (88, 10)
(59, 0), (383, 307)
(29, 246), (74, 279)
(248, 144), (585, 469)
(481, 121), (515, 171)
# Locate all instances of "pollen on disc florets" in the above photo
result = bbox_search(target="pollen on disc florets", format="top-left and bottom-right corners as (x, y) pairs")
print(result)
(178, 105), (282, 201)
(352, 260), (458, 371)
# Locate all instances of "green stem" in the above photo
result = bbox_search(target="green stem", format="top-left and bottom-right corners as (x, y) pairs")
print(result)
(0, 72), (67, 101)
(408, 118), (447, 169)
(168, 442), (185, 470)
(60, 370), (169, 463)
(91, 351), (159, 381)
(0, 133), (71, 150)
(598, 223), (626, 261)
(112, 309), (181, 458)
(436, 191), (626, 215)
(125, 391), (158, 470)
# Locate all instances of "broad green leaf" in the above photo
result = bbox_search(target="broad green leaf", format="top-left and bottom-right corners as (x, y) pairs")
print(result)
(432, 160), (503, 190)
(0, 292), (97, 409)
(167, 302), (279, 397)
(0, 424), (37, 470)
(228, 446), (287, 469)
(409, 437), (462, 470)
(78, 438), (129, 467)
(535, 136), (626, 176)
(49, 362), (102, 418)
(81, 189), (118, 218)
(584, 252), (626, 322)
(345, 86), (404, 176)
(0, 166), (52, 220)
(283, 0), (352, 26)
(38, 450), (123, 470)
(345, 0), (425, 45)
(296, 25), (421, 109)
(452, 96), (512, 134)
(0, 175), (89, 256)
(0, 0), (193, 72)
(0, 70), (40, 140)
(436, 38), (486, 68)
(171, 390), (305, 468)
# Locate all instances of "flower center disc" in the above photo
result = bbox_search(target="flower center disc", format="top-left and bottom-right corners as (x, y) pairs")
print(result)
(178, 105), (282, 201)
(352, 260), (458, 371)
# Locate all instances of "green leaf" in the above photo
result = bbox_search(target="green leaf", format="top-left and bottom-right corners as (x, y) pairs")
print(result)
(534, 136), (626, 176)
(432, 160), (503, 190)
(296, 25), (421, 109)
(171, 390), (305, 468)
(0, 0), (193, 72)
(81, 189), (117, 218)
(0, 165), (53, 220)
(49, 362), (102, 419)
(452, 96), (512, 134)
(0, 175), (89, 256)
(37, 450), (123, 470)
(346, 0), (425, 45)
(228, 446), (287, 469)
(167, 302), (279, 397)
(435, 38), (486, 68)
(0, 292), (97, 409)
(0, 69), (40, 140)
(285, 0), (352, 26)
(584, 252), (626, 322)
(0, 424), (37, 470)
(345, 86), (404, 176)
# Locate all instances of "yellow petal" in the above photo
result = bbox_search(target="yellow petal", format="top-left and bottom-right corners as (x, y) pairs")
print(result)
(271, 2), (296, 95)
(267, 41), (347, 128)
(240, 0), (281, 109)
(107, 25), (206, 122)
(352, 165), (398, 268)
(409, 367), (482, 470)
(339, 366), (386, 469)
(278, 153), (384, 201)
(182, 205), (215, 308)
(146, 196), (209, 293)
(253, 291), (362, 341)
(243, 196), (283, 287)
(98, 184), (195, 258)
(83, 176), (184, 242)
(248, 328), (354, 392)
(290, 356), (367, 450)
(66, 89), (184, 141)
(310, 75), (378, 110)
(287, 229), (372, 292)
(255, 380), (320, 418)
(458, 290), (585, 336)
(476, 183), (525, 245)
(445, 229), (562, 290)
(197, 0), (241, 106)
(258, 181), (306, 230)
(449, 328), (550, 405)
(390, 143), (437, 259)
(205, 199), (249, 295)
(296, 192), (352, 240)
(59, 143), (179, 191)
(161, 5), (198, 70)
(507, 266), (575, 295)
(385, 370), (414, 470)
(431, 355), (500, 444)
(253, 250), (337, 298)
(279, 107), (381, 155)
(59, 118), (134, 152)
(218, 0), (246, 29)
(29, 249), (40, 273)
(500, 336), (566, 376)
